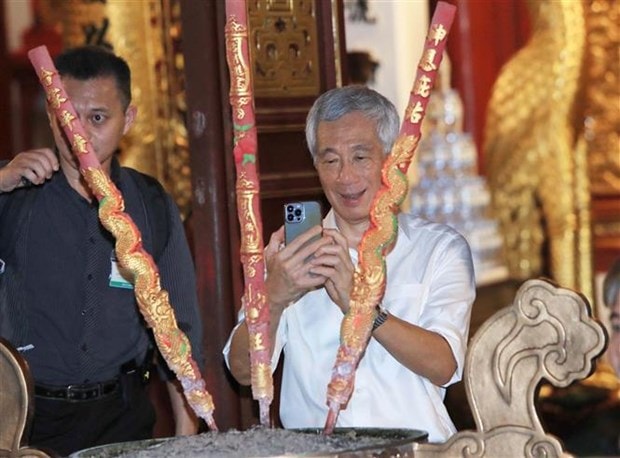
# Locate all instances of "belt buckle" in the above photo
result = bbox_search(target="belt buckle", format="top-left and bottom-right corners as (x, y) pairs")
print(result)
(66, 384), (78, 400)
(66, 383), (100, 401)
(66, 384), (85, 400)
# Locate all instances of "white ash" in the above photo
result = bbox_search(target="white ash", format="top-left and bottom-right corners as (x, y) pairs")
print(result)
(74, 427), (418, 457)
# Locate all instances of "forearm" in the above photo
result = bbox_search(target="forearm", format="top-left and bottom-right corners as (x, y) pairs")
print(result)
(373, 314), (457, 386)
(166, 379), (199, 436)
(228, 321), (252, 385)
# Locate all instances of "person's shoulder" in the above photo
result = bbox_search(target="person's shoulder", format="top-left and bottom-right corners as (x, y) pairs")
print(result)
(398, 212), (467, 245)
(121, 166), (173, 202)
(121, 166), (165, 189)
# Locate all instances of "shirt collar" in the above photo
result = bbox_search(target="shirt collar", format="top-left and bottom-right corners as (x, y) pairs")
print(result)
(110, 156), (122, 185)
(323, 208), (410, 244)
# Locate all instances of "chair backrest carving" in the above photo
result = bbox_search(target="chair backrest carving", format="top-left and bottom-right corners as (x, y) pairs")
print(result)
(414, 279), (607, 457)
(0, 337), (51, 457)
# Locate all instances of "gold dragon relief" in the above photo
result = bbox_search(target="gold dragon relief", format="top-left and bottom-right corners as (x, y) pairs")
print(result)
(349, 266), (385, 309)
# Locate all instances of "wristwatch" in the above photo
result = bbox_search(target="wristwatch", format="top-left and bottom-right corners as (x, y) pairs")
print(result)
(372, 304), (389, 332)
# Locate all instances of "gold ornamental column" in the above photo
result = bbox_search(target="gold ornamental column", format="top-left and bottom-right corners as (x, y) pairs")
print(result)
(58, 0), (191, 217)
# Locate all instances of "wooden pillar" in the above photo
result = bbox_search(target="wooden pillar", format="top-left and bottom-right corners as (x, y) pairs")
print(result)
(0, 4), (13, 160)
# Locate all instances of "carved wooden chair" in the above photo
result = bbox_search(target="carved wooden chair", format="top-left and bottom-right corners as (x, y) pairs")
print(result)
(414, 278), (607, 457)
(0, 337), (51, 458)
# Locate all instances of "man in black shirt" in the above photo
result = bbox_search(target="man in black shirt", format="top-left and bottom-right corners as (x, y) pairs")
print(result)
(0, 45), (203, 456)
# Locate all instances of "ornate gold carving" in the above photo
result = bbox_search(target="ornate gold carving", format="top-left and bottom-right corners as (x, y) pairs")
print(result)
(327, 134), (419, 408)
(325, 4), (453, 429)
(247, 0), (321, 97)
(227, 17), (253, 120)
(484, 0), (593, 300)
(225, 5), (273, 425)
(236, 173), (261, 256)
(228, 18), (252, 97)
(584, 0), (620, 196)
(594, 221), (620, 237)
(83, 166), (217, 428)
(330, 0), (344, 88)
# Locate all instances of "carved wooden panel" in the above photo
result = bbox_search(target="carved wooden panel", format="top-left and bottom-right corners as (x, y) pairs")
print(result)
(248, 0), (320, 97)
(0, 338), (51, 457)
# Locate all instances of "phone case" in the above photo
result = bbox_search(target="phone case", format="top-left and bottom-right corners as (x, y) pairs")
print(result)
(284, 201), (322, 246)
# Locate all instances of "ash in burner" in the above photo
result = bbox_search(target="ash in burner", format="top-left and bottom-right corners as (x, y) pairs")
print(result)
(71, 427), (426, 457)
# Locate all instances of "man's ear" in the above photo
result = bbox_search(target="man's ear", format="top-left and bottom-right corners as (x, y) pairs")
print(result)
(123, 105), (138, 134)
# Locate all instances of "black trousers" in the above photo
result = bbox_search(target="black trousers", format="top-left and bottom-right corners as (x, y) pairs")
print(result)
(28, 387), (155, 457)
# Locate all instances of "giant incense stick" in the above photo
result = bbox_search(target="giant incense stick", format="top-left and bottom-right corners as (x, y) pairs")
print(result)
(324, 1), (457, 434)
(224, 0), (273, 426)
(28, 45), (218, 431)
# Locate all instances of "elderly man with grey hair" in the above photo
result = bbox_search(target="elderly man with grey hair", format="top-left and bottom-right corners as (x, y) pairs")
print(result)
(224, 85), (475, 442)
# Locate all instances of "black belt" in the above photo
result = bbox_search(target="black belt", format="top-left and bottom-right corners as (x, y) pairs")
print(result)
(35, 379), (120, 402)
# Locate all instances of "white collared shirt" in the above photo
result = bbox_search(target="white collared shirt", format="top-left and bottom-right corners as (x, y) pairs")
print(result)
(224, 209), (475, 442)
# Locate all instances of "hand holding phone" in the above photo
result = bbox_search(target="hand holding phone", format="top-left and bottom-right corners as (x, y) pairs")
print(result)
(284, 201), (322, 247)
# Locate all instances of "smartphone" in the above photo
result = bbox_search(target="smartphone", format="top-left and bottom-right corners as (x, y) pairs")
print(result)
(284, 201), (323, 246)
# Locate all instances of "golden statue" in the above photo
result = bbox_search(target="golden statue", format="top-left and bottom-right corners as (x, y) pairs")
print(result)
(484, 0), (592, 300)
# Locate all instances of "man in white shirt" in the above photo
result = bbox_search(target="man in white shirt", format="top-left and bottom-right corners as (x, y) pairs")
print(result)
(224, 85), (475, 442)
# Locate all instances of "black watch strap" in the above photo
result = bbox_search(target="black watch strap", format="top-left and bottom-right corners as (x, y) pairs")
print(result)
(372, 305), (389, 332)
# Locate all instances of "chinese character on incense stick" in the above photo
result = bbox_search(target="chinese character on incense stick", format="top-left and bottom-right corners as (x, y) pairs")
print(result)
(224, 0), (274, 427)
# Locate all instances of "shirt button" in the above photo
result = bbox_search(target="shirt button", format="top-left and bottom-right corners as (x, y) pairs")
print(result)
(81, 310), (86, 316)
(89, 237), (95, 244)
(87, 274), (93, 280)
(81, 344), (87, 352)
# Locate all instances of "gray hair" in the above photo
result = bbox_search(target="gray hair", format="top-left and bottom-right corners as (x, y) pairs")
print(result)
(305, 85), (400, 162)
